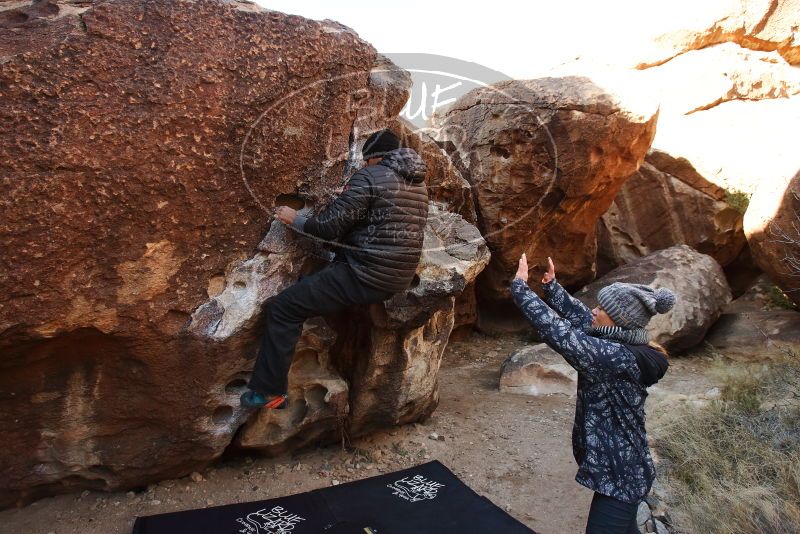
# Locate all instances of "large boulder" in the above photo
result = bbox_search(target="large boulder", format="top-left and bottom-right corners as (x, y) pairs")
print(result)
(1, 0), (378, 507)
(558, 36), (800, 295)
(597, 150), (746, 275)
(499, 344), (577, 397)
(591, 37), (800, 297)
(649, 96), (800, 204)
(0, 0), (482, 508)
(434, 75), (658, 301)
(744, 170), (800, 307)
(576, 245), (732, 352)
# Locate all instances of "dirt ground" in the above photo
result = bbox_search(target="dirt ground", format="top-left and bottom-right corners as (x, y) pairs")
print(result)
(0, 331), (716, 534)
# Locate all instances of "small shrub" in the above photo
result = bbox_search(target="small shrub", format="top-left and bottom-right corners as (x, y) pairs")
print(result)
(391, 442), (409, 457)
(767, 285), (798, 311)
(348, 447), (374, 462)
(725, 188), (752, 214)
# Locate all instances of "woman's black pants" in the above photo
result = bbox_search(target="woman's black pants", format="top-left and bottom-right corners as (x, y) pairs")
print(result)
(585, 492), (640, 534)
(247, 261), (393, 396)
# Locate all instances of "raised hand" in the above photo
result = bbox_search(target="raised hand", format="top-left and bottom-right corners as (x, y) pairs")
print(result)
(542, 256), (555, 284)
(515, 253), (529, 283)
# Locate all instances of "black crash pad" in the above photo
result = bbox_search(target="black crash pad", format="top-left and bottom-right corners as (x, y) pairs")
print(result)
(132, 460), (536, 533)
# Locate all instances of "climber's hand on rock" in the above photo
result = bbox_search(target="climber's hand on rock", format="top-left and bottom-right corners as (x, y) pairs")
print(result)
(542, 256), (555, 284)
(275, 205), (297, 225)
(515, 253), (529, 283)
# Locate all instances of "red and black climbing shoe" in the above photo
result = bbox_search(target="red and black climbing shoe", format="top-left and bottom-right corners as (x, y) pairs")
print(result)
(240, 391), (288, 409)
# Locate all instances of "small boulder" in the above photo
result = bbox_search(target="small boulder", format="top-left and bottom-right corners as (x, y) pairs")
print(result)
(499, 344), (577, 396)
(637, 500), (652, 527)
(577, 245), (732, 352)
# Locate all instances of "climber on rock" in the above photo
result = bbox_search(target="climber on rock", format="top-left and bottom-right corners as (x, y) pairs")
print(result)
(240, 129), (430, 409)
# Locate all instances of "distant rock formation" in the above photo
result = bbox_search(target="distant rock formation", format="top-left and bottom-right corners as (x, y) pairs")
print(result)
(597, 150), (746, 276)
(631, 0), (800, 68)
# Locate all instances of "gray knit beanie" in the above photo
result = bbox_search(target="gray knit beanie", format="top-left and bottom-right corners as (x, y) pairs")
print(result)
(597, 283), (676, 329)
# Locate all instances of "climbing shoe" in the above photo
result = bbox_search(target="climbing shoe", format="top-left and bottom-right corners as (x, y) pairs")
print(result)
(240, 390), (288, 409)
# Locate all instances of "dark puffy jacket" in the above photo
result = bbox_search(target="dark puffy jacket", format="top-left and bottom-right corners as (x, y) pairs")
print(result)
(292, 148), (429, 293)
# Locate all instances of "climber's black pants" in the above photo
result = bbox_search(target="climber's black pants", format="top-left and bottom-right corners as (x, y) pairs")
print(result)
(248, 261), (393, 396)
(585, 492), (640, 534)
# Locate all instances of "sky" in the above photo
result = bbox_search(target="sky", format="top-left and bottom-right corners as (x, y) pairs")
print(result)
(252, 0), (717, 79)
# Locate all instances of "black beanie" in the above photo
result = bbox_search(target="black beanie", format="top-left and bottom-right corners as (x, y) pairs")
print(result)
(362, 129), (401, 159)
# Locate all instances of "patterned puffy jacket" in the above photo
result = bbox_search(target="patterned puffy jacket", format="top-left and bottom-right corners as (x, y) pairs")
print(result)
(510, 276), (661, 504)
(293, 148), (429, 293)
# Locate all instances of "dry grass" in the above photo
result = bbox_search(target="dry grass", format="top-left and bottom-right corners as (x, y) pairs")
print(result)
(653, 353), (800, 534)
